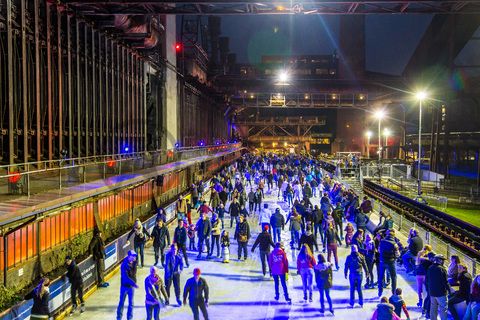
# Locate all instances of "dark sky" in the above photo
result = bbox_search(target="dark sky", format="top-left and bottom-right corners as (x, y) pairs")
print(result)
(219, 15), (433, 75)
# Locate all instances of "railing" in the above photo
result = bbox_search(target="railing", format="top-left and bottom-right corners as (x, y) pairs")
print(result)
(0, 143), (241, 197)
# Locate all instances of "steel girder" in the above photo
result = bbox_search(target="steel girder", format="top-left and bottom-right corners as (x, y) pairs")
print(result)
(62, 1), (480, 15)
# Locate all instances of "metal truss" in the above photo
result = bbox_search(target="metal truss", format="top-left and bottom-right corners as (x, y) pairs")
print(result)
(62, 1), (480, 15)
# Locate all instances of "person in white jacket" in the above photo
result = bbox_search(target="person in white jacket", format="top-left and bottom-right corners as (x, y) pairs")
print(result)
(259, 203), (272, 234)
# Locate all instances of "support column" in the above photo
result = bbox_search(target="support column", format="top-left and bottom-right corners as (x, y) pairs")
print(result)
(163, 15), (178, 149)
(46, 2), (53, 161)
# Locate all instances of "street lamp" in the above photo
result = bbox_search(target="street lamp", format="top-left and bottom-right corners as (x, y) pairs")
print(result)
(383, 128), (391, 159)
(365, 131), (372, 158)
(415, 91), (428, 197)
(374, 110), (385, 161)
(276, 70), (290, 86)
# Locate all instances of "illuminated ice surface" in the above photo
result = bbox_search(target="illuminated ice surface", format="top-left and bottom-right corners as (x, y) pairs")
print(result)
(82, 189), (424, 320)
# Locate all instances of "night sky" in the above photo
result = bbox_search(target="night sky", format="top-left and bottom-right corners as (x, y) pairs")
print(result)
(220, 15), (433, 75)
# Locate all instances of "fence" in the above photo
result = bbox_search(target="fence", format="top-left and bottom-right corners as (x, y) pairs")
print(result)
(0, 144), (240, 197)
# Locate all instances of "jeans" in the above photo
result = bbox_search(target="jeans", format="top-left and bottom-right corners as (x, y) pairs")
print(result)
(249, 201), (254, 212)
(165, 273), (181, 302)
(313, 223), (324, 248)
(198, 237), (210, 257)
(238, 241), (248, 259)
(145, 304), (160, 320)
(154, 243), (166, 266)
(290, 230), (300, 248)
(448, 293), (465, 320)
(366, 257), (375, 285)
(259, 250), (270, 275)
(300, 268), (314, 297)
(230, 216), (239, 228)
(210, 235), (220, 257)
(378, 261), (397, 295)
(327, 243), (339, 269)
(189, 237), (196, 250)
(178, 244), (189, 266)
(286, 194), (293, 206)
(349, 274), (363, 306)
(273, 227), (282, 243)
(319, 288), (332, 312)
(335, 221), (343, 239)
(116, 286), (134, 320)
(431, 295), (448, 320)
(273, 274), (289, 299)
(134, 242), (145, 267)
(71, 284), (84, 307)
(416, 275), (426, 302)
(189, 299), (209, 320)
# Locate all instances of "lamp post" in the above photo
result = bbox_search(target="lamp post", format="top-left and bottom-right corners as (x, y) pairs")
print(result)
(383, 128), (391, 159)
(415, 91), (427, 197)
(365, 131), (372, 158)
(374, 110), (385, 182)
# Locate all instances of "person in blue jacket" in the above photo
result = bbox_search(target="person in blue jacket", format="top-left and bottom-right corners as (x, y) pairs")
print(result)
(117, 250), (139, 320)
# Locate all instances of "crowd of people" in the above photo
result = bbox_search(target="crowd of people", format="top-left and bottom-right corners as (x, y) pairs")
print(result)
(24, 153), (480, 320)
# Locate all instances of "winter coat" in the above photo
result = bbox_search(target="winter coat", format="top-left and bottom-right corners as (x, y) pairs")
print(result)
(183, 277), (209, 304)
(297, 254), (316, 271)
(120, 259), (137, 288)
(211, 218), (221, 236)
(127, 224), (150, 245)
(298, 232), (318, 252)
(234, 221), (251, 242)
(324, 228), (341, 246)
(379, 235), (399, 263)
(252, 231), (275, 252)
(270, 212), (285, 229)
(229, 202), (240, 217)
(164, 252), (183, 279)
(355, 212), (369, 229)
(151, 225), (170, 248)
(145, 274), (168, 305)
(66, 261), (83, 287)
(268, 248), (289, 275)
(196, 218), (212, 239)
(314, 262), (333, 290)
(25, 289), (50, 316)
(426, 263), (450, 297)
(407, 235), (423, 256)
(89, 234), (106, 261)
(371, 302), (401, 320)
(173, 226), (188, 246)
(344, 252), (368, 278)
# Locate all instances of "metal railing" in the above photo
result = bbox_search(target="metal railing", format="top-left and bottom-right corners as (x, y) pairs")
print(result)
(0, 143), (241, 197)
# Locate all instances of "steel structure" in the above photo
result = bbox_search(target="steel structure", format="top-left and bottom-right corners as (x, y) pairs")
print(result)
(62, 1), (480, 15)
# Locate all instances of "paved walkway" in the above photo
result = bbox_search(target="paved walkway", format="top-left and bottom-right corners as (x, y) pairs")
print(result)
(80, 187), (424, 320)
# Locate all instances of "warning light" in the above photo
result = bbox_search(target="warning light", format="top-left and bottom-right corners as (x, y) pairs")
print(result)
(175, 43), (182, 52)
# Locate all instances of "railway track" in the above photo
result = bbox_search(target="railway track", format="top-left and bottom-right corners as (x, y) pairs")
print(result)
(363, 179), (480, 260)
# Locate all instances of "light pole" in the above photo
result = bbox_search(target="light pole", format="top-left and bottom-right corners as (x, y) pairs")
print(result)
(383, 128), (391, 159)
(365, 131), (372, 158)
(374, 110), (385, 182)
(415, 91), (427, 197)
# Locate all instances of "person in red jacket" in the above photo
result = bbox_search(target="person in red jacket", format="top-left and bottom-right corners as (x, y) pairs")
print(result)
(268, 243), (292, 303)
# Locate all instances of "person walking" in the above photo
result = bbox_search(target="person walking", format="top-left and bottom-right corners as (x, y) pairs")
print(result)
(258, 203), (271, 233)
(286, 209), (303, 250)
(177, 196), (187, 220)
(174, 219), (190, 267)
(344, 244), (369, 308)
(25, 278), (51, 320)
(332, 202), (344, 240)
(196, 213), (212, 259)
(270, 208), (285, 244)
(151, 218), (171, 267)
(144, 266), (169, 320)
(427, 254), (450, 320)
(165, 244), (184, 306)
(298, 226), (318, 253)
(324, 222), (341, 270)
(126, 219), (150, 268)
(415, 245), (433, 308)
(209, 213), (221, 258)
(251, 225), (275, 276)
(228, 199), (240, 228)
(65, 256), (85, 315)
(364, 234), (376, 289)
(89, 228), (109, 288)
(378, 229), (400, 297)
(117, 250), (139, 320)
(248, 189), (255, 213)
(314, 254), (334, 314)
(312, 205), (324, 247)
(183, 268), (209, 320)
(297, 244), (317, 302)
(354, 210), (369, 234)
(268, 243), (292, 302)
(234, 215), (251, 260)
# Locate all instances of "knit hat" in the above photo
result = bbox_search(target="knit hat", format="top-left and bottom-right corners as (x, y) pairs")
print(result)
(264, 225), (270, 231)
